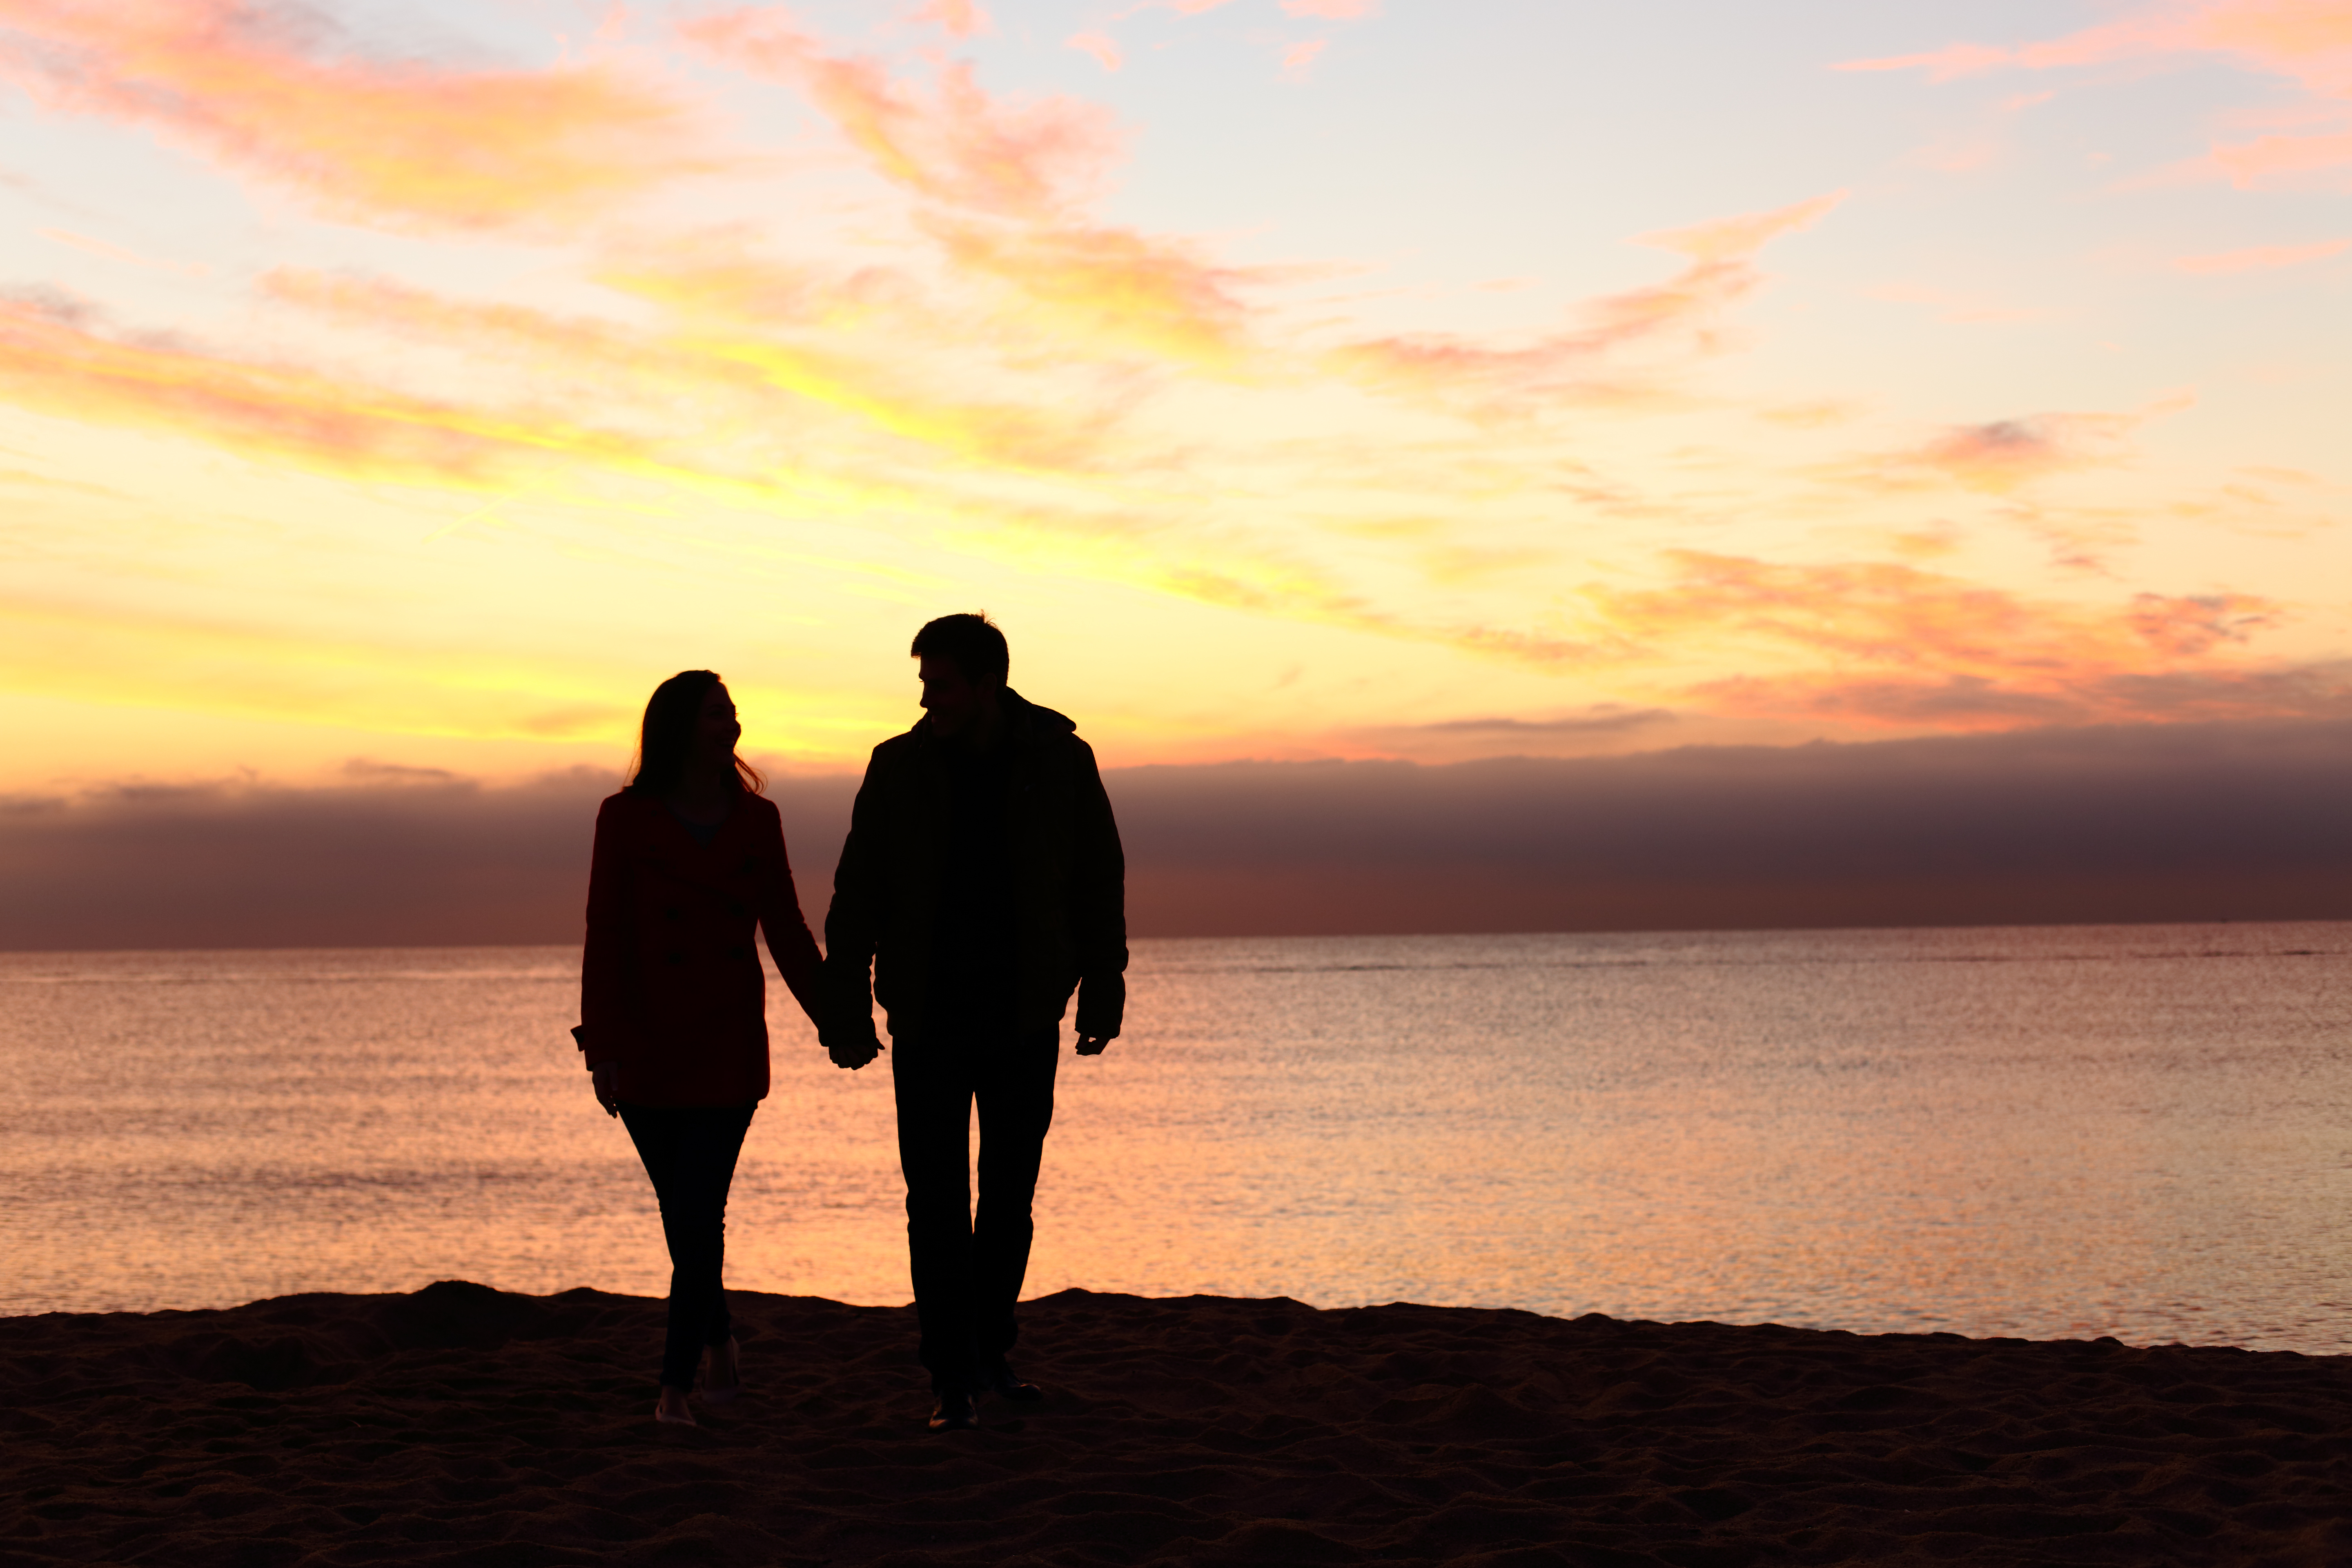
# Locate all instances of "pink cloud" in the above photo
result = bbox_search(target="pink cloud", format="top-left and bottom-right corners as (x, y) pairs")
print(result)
(1827, 412), (2140, 495)
(686, 10), (1121, 218)
(0, 0), (703, 232)
(1067, 31), (1123, 72)
(1835, 1), (2352, 183)
(912, 0), (992, 38)
(38, 227), (207, 277)
(1283, 0), (1378, 17)
(2174, 236), (2352, 272)
(1327, 192), (1846, 418)
(920, 215), (1263, 366)
(1281, 38), (1330, 80)
(1597, 552), (2294, 730)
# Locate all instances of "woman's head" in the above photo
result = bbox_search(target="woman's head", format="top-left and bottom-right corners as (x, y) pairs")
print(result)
(626, 670), (763, 795)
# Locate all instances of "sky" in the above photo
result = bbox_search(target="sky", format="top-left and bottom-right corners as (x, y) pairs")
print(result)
(6, 0), (2350, 793)
(3, 2), (2351, 944)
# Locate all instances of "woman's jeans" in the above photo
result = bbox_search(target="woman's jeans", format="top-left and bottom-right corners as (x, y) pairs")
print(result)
(619, 1102), (757, 1390)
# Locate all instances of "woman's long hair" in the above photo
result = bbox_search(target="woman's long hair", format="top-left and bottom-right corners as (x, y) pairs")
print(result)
(624, 670), (764, 796)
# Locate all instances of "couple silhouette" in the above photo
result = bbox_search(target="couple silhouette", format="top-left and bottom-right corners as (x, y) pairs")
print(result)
(575, 613), (1127, 1432)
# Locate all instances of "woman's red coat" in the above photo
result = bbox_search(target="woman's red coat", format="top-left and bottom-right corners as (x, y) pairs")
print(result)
(578, 790), (825, 1107)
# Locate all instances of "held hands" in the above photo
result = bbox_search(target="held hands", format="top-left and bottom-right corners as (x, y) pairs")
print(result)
(826, 1030), (884, 1071)
(1075, 1034), (1113, 1057)
(590, 1063), (619, 1117)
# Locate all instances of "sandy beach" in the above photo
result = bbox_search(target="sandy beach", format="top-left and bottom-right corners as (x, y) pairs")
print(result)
(4, 1282), (2346, 1566)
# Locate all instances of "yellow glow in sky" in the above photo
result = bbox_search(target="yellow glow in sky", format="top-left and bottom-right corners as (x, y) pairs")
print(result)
(2, 0), (2347, 792)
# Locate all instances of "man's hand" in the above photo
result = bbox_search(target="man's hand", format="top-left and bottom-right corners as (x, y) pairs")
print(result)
(828, 1033), (884, 1070)
(590, 1063), (619, 1117)
(1075, 1034), (1112, 1057)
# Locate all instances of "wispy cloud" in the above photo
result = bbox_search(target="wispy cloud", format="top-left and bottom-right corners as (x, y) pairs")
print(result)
(920, 214), (1266, 368)
(1280, 38), (1330, 80)
(686, 7), (1121, 219)
(1837, 0), (2352, 184)
(1592, 551), (2299, 728)
(1067, 31), (1123, 72)
(1827, 412), (2140, 494)
(0, 0), (705, 230)
(911, 0), (992, 39)
(37, 227), (208, 277)
(1325, 192), (1845, 418)
(2174, 236), (2352, 272)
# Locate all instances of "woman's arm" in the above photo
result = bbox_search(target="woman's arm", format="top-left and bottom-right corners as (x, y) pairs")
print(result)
(579, 797), (636, 1089)
(756, 803), (827, 1027)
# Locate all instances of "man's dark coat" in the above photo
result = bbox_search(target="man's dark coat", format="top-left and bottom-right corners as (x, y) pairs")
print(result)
(825, 687), (1127, 1043)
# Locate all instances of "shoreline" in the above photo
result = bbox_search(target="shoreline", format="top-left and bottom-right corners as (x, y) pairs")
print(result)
(8, 1280), (2348, 1566)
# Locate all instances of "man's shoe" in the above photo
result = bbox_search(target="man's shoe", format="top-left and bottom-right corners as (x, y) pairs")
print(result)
(980, 1357), (1043, 1402)
(928, 1389), (980, 1432)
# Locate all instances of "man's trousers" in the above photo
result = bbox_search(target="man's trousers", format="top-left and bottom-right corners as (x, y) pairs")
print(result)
(891, 1024), (1059, 1391)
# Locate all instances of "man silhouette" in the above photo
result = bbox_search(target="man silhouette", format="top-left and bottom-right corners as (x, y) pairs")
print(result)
(823, 612), (1127, 1432)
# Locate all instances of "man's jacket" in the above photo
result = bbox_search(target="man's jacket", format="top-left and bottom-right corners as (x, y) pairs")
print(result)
(825, 688), (1127, 1042)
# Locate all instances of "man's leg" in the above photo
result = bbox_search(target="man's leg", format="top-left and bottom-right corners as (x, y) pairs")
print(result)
(971, 1024), (1060, 1368)
(892, 1036), (979, 1392)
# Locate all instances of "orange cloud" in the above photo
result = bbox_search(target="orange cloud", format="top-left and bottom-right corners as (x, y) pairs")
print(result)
(1284, 0), (1378, 16)
(0, 0), (702, 230)
(912, 0), (992, 39)
(920, 215), (1264, 368)
(38, 227), (207, 277)
(685, 9), (1120, 219)
(1828, 412), (2138, 494)
(1595, 551), (2293, 728)
(0, 291), (639, 488)
(1327, 192), (1844, 418)
(1836, 1), (2352, 183)
(2174, 236), (2352, 272)
(1067, 31), (1123, 72)
(1281, 39), (1331, 80)
(265, 264), (1116, 476)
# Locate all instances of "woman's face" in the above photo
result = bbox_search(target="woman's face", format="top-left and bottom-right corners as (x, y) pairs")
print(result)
(693, 683), (742, 763)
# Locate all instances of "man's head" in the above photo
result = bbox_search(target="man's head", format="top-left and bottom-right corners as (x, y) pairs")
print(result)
(912, 612), (1008, 737)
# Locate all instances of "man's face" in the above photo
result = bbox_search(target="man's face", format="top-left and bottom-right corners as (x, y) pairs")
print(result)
(918, 654), (984, 735)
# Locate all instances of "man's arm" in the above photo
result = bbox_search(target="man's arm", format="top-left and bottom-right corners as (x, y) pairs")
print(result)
(821, 754), (889, 1069)
(1068, 738), (1127, 1054)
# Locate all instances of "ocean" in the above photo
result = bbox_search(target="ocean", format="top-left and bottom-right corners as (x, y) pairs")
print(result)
(4, 925), (2347, 1352)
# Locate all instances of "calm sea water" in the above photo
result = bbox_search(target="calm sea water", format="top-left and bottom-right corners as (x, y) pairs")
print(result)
(3, 926), (2348, 1352)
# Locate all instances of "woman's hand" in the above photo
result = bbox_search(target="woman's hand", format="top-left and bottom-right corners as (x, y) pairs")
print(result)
(826, 1031), (883, 1071)
(591, 1063), (620, 1116)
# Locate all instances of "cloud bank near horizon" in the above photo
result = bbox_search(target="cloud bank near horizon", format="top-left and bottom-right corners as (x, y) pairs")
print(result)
(4, 720), (2346, 953)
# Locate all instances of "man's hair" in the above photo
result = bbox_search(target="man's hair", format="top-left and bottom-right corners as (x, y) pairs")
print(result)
(910, 612), (1009, 687)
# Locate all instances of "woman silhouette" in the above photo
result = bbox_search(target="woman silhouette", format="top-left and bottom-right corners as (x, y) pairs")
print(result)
(577, 670), (829, 1425)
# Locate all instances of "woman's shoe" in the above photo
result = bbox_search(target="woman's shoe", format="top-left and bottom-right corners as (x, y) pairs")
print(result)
(702, 1337), (744, 1405)
(655, 1385), (697, 1425)
(928, 1388), (980, 1432)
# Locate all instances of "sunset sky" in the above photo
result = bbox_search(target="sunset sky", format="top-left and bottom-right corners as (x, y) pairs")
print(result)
(4, 0), (2349, 797)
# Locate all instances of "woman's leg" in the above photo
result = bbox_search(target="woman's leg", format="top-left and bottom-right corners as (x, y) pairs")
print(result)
(620, 1104), (757, 1403)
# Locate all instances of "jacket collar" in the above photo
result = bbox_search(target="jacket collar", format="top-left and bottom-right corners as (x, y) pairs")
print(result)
(911, 685), (1074, 754)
